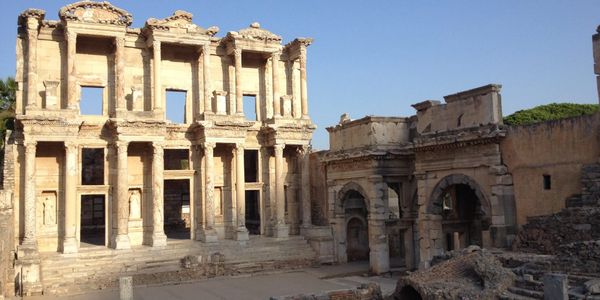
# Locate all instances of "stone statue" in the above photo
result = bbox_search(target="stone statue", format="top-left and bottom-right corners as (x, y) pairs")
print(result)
(129, 190), (141, 219)
(339, 113), (351, 124)
(43, 193), (56, 225)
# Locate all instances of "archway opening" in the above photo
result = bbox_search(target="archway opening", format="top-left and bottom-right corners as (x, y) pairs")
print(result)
(343, 190), (369, 262)
(440, 184), (483, 250)
(397, 285), (423, 300)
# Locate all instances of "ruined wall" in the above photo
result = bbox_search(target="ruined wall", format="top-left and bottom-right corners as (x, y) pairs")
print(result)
(309, 151), (327, 226)
(327, 117), (411, 152)
(501, 113), (600, 225)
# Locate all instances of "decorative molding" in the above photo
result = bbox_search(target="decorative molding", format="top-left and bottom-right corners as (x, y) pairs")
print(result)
(59, 1), (132, 26)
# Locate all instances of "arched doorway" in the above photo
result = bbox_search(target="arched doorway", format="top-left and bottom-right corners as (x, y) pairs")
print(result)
(428, 174), (490, 251)
(440, 184), (483, 250)
(343, 190), (369, 262)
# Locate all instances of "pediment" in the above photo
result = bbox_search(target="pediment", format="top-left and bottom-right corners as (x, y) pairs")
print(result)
(59, 1), (132, 26)
(144, 10), (218, 36)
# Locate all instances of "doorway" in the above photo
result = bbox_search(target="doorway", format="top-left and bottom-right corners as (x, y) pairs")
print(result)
(343, 190), (369, 262)
(80, 195), (106, 247)
(441, 184), (483, 250)
(164, 179), (191, 239)
(245, 190), (260, 234)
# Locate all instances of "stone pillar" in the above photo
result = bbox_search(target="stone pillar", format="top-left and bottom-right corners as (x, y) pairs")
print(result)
(234, 143), (249, 241)
(114, 37), (126, 116)
(202, 44), (212, 114)
(272, 51), (281, 117)
(593, 29), (600, 104)
(152, 40), (162, 113)
(65, 30), (77, 110)
(62, 141), (78, 253)
(113, 141), (130, 250)
(22, 140), (37, 246)
(299, 47), (309, 119)
(198, 142), (218, 242)
(298, 146), (311, 229)
(273, 143), (288, 238)
(234, 48), (243, 115)
(453, 232), (461, 250)
(25, 18), (39, 110)
(369, 218), (390, 274)
(150, 142), (167, 247)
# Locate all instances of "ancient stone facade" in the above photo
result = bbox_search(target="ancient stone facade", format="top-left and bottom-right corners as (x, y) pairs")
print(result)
(9, 1), (315, 295)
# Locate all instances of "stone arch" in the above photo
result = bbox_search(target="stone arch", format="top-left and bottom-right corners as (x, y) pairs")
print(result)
(335, 181), (370, 215)
(427, 174), (490, 217)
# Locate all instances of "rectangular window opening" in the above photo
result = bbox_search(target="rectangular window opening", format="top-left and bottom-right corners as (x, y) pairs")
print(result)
(82, 148), (104, 185)
(164, 149), (190, 170)
(243, 95), (257, 121)
(543, 174), (551, 190)
(244, 150), (258, 182)
(166, 90), (186, 124)
(80, 86), (104, 116)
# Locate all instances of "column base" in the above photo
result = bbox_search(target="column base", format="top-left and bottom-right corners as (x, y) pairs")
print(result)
(234, 227), (249, 241)
(273, 224), (289, 239)
(61, 237), (78, 254)
(113, 234), (131, 250)
(16, 244), (43, 296)
(300, 224), (312, 236)
(149, 232), (167, 247)
(196, 228), (218, 243)
(369, 243), (390, 275)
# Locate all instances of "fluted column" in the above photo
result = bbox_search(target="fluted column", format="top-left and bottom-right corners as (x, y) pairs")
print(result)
(198, 142), (218, 242)
(113, 141), (130, 249)
(235, 143), (249, 241)
(299, 48), (309, 118)
(22, 140), (37, 247)
(65, 30), (77, 110)
(115, 37), (126, 116)
(152, 40), (162, 113)
(150, 142), (167, 247)
(234, 48), (243, 115)
(25, 18), (39, 110)
(272, 51), (281, 117)
(298, 145), (311, 228)
(273, 143), (288, 238)
(202, 44), (211, 115)
(62, 141), (78, 253)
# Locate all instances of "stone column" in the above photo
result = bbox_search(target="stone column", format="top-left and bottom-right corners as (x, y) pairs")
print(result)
(150, 142), (167, 247)
(368, 217), (390, 274)
(272, 51), (281, 117)
(62, 141), (78, 253)
(234, 48), (243, 115)
(299, 47), (309, 118)
(25, 18), (39, 110)
(113, 141), (130, 249)
(22, 140), (37, 247)
(114, 37), (126, 116)
(202, 44), (212, 114)
(298, 146), (311, 229)
(273, 143), (288, 238)
(198, 142), (218, 242)
(65, 30), (77, 110)
(234, 143), (249, 241)
(152, 40), (162, 113)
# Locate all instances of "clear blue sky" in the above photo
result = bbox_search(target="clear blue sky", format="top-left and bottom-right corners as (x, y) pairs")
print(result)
(1, 1), (598, 149)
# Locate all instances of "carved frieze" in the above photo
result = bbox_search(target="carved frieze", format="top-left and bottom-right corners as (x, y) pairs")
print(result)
(144, 10), (218, 36)
(59, 1), (132, 26)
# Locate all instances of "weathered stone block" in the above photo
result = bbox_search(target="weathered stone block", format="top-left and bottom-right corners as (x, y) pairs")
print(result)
(543, 273), (568, 300)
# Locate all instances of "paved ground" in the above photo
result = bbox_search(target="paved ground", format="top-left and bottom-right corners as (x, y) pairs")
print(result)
(26, 262), (400, 300)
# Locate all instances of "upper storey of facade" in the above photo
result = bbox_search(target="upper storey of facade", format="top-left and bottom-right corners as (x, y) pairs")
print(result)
(16, 1), (313, 129)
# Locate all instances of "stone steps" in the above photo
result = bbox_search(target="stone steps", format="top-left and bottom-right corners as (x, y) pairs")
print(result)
(40, 236), (317, 296)
(507, 286), (543, 299)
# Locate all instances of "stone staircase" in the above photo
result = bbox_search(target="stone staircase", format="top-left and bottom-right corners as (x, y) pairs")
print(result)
(39, 235), (317, 296)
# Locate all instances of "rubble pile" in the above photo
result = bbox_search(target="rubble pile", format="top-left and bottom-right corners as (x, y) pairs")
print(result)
(271, 283), (383, 300)
(512, 207), (600, 254)
(392, 246), (515, 299)
(554, 240), (600, 275)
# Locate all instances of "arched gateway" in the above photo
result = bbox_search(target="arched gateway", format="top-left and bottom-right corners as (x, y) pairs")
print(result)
(343, 190), (369, 261)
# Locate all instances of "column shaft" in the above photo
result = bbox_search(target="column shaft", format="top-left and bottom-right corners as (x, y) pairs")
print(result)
(66, 30), (77, 110)
(273, 144), (288, 238)
(199, 142), (218, 242)
(272, 52), (281, 117)
(22, 141), (37, 246)
(153, 40), (162, 111)
(234, 48), (243, 114)
(150, 142), (167, 246)
(115, 37), (126, 114)
(25, 19), (38, 110)
(62, 142), (78, 253)
(299, 146), (311, 227)
(114, 141), (130, 249)
(203, 45), (212, 113)
(300, 49), (309, 118)
(235, 144), (249, 240)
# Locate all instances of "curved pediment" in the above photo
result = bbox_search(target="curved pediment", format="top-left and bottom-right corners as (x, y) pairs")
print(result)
(59, 1), (132, 26)
(232, 22), (282, 42)
(144, 10), (219, 36)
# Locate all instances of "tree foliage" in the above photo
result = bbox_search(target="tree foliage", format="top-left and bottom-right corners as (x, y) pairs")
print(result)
(0, 77), (16, 147)
(503, 102), (599, 126)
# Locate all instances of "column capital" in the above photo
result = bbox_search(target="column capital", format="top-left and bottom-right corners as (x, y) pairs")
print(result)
(24, 140), (37, 148)
(64, 29), (77, 42)
(274, 143), (285, 156)
(296, 144), (310, 156)
(233, 47), (242, 58)
(203, 141), (216, 149)
(272, 50), (282, 59)
(64, 141), (78, 152)
(115, 140), (129, 149)
(152, 39), (161, 49)
(152, 142), (164, 154)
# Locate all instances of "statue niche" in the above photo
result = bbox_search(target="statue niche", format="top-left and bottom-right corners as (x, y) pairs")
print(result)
(129, 189), (142, 220)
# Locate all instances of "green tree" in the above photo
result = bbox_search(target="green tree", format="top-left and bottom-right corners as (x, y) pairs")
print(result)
(503, 102), (599, 126)
(0, 77), (16, 147)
